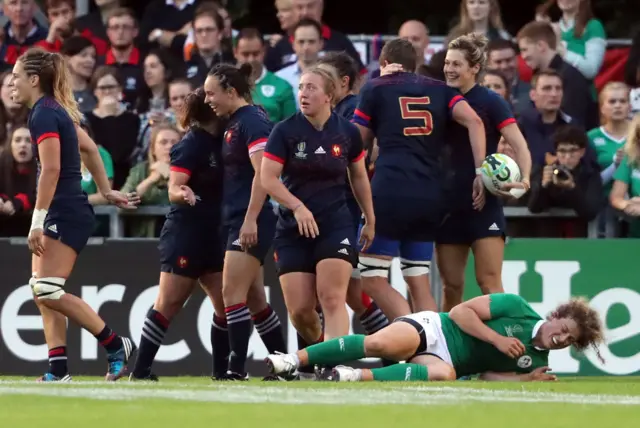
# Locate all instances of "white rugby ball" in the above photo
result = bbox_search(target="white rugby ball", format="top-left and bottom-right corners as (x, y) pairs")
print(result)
(480, 153), (521, 196)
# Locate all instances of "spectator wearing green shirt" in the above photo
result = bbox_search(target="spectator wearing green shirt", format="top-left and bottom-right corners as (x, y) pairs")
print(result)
(81, 143), (113, 236)
(537, 0), (606, 80)
(610, 115), (640, 238)
(234, 27), (296, 123)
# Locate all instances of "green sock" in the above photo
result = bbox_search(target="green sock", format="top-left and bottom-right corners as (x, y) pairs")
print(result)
(305, 335), (366, 366)
(371, 363), (428, 381)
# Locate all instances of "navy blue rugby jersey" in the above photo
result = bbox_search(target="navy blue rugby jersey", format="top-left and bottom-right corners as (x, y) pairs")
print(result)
(352, 72), (464, 200)
(168, 127), (224, 221)
(334, 93), (358, 121)
(221, 105), (273, 224)
(28, 96), (86, 205)
(264, 112), (365, 231)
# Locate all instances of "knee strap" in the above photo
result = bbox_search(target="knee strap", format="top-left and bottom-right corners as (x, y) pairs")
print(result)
(400, 258), (430, 277)
(358, 257), (392, 278)
(32, 277), (66, 300)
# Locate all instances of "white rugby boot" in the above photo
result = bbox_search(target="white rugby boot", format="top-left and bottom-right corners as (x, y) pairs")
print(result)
(331, 365), (362, 382)
(265, 352), (298, 376)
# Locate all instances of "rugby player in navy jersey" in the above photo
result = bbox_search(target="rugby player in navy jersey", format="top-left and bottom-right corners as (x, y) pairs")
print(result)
(12, 48), (138, 382)
(261, 66), (375, 347)
(204, 63), (286, 380)
(352, 39), (487, 321)
(437, 34), (532, 312)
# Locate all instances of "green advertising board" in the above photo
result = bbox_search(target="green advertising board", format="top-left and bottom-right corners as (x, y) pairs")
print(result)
(461, 239), (640, 376)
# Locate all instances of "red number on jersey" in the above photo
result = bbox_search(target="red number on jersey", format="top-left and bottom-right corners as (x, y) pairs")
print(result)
(399, 96), (433, 136)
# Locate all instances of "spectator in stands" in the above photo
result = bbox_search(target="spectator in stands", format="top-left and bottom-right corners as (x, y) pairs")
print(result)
(588, 82), (630, 236)
(270, 0), (297, 47)
(536, 0), (606, 80)
(0, 126), (36, 237)
(276, 19), (323, 109)
(184, 5), (233, 87)
(100, 7), (142, 108)
(369, 20), (430, 79)
(610, 115), (640, 238)
(141, 0), (199, 60)
(528, 125), (602, 235)
(487, 39), (531, 116)
(265, 0), (366, 75)
(625, 30), (640, 88)
(518, 70), (575, 167)
(481, 69), (510, 103)
(136, 49), (174, 115)
(121, 124), (180, 237)
(168, 78), (194, 131)
(36, 0), (107, 55)
(424, 49), (447, 81)
(234, 27), (296, 122)
(1, 0), (47, 70)
(60, 36), (97, 113)
(76, 0), (119, 43)
(85, 66), (140, 190)
(0, 71), (28, 146)
(518, 21), (597, 129)
(447, 0), (510, 43)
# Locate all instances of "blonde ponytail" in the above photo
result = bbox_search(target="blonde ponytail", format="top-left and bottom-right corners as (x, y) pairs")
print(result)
(50, 53), (82, 124)
(624, 114), (640, 165)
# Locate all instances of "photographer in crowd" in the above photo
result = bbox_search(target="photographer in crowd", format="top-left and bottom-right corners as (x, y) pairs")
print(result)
(528, 125), (602, 236)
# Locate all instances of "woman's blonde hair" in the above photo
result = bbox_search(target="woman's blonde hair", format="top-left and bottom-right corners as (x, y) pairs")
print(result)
(598, 82), (629, 126)
(624, 114), (640, 166)
(18, 48), (83, 124)
(302, 66), (337, 105)
(148, 123), (182, 168)
(449, 0), (505, 41)
(448, 32), (490, 75)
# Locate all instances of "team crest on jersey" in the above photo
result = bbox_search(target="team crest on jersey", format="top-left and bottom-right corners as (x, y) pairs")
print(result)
(295, 142), (307, 159)
(178, 256), (188, 268)
(504, 324), (523, 337)
(261, 85), (275, 97)
(593, 137), (605, 146)
(331, 144), (342, 158)
(517, 355), (532, 368)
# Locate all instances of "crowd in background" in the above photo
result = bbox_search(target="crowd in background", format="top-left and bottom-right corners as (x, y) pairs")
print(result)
(1, 0), (640, 239)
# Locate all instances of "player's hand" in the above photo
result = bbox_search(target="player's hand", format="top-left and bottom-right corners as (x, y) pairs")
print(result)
(497, 179), (530, 200)
(492, 336), (526, 359)
(179, 185), (197, 206)
(105, 190), (140, 209)
(552, 169), (575, 189)
(239, 218), (258, 250)
(0, 200), (15, 215)
(380, 63), (404, 76)
(526, 366), (557, 382)
(541, 165), (553, 188)
(472, 175), (486, 210)
(614, 149), (624, 166)
(623, 203), (640, 216)
(28, 228), (45, 257)
(294, 204), (319, 238)
(359, 220), (375, 252)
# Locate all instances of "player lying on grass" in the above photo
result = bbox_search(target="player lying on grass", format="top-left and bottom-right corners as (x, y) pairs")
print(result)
(265, 293), (604, 382)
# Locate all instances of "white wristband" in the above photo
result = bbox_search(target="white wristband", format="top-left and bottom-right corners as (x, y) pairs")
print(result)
(30, 209), (47, 232)
(475, 167), (483, 175)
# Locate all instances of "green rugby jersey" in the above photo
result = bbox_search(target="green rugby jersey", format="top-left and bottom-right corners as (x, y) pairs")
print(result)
(439, 294), (549, 377)
(588, 126), (626, 196)
(253, 68), (297, 123)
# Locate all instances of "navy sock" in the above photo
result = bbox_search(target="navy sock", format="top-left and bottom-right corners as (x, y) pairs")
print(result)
(48, 346), (68, 377)
(95, 325), (124, 353)
(211, 313), (229, 378)
(132, 309), (168, 377)
(253, 305), (286, 354)
(226, 303), (252, 375)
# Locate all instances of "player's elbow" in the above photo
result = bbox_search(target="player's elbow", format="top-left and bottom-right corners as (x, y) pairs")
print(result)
(40, 165), (60, 177)
(260, 170), (279, 193)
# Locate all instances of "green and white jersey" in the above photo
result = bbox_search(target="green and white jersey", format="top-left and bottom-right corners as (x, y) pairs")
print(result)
(439, 294), (549, 377)
(613, 155), (640, 237)
(588, 126), (626, 195)
(561, 19), (606, 59)
(252, 68), (297, 123)
(560, 18), (606, 95)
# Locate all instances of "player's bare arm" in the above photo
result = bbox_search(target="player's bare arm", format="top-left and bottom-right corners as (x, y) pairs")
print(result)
(449, 295), (526, 358)
(354, 123), (375, 151)
(240, 151), (269, 248)
(168, 170), (195, 205)
(347, 157), (375, 250)
(30, 136), (61, 255)
(479, 367), (557, 382)
(499, 123), (532, 195)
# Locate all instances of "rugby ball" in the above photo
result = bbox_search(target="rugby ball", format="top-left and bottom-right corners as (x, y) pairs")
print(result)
(480, 153), (522, 196)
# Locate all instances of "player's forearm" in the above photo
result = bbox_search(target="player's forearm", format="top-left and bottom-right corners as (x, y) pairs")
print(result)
(245, 175), (268, 221)
(448, 306), (503, 346)
(502, 126), (532, 181)
(467, 120), (486, 168)
(349, 173), (375, 224)
(168, 184), (187, 205)
(261, 174), (302, 211)
(34, 169), (59, 211)
(81, 148), (112, 196)
(88, 192), (108, 205)
(478, 372), (531, 381)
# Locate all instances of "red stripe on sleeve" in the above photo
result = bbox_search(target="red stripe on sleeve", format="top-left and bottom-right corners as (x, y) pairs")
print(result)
(170, 166), (191, 176)
(36, 133), (60, 145)
(248, 137), (268, 149)
(264, 152), (285, 164)
(351, 150), (366, 163)
(497, 118), (517, 130)
(448, 95), (464, 109)
(354, 109), (371, 121)
(14, 193), (32, 211)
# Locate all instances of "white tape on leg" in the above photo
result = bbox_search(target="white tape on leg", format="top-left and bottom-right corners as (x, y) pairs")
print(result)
(358, 257), (392, 278)
(32, 277), (66, 300)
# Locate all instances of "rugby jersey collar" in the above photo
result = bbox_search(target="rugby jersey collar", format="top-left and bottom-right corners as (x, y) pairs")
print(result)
(255, 67), (268, 84)
(532, 320), (546, 351)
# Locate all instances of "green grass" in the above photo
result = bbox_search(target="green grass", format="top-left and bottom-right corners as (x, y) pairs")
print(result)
(1, 377), (640, 428)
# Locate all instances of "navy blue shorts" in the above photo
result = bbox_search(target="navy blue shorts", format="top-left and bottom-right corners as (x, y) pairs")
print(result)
(159, 219), (224, 279)
(225, 207), (276, 265)
(43, 203), (95, 255)
(436, 197), (506, 245)
(372, 196), (444, 242)
(273, 225), (358, 275)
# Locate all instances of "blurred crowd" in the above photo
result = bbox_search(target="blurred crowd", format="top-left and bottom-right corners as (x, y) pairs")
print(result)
(1, 0), (640, 239)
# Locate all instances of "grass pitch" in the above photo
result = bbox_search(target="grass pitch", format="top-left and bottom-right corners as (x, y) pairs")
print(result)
(1, 376), (639, 428)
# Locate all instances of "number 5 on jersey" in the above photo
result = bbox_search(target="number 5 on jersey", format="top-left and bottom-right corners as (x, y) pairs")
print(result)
(399, 96), (433, 136)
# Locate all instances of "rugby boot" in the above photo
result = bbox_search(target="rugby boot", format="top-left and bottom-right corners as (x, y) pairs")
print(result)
(36, 373), (72, 382)
(128, 372), (159, 382)
(224, 371), (249, 381)
(331, 365), (361, 382)
(105, 337), (136, 381)
(264, 352), (298, 376)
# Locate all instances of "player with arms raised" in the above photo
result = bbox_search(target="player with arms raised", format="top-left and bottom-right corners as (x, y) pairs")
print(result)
(266, 293), (604, 382)
(12, 48), (137, 381)
(351, 39), (487, 320)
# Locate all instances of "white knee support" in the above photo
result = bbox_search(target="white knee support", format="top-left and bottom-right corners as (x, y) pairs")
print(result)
(400, 258), (430, 277)
(32, 277), (66, 300)
(350, 268), (361, 279)
(358, 257), (392, 278)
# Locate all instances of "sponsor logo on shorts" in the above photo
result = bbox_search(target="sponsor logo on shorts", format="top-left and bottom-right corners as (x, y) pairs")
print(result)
(488, 223), (500, 231)
(178, 256), (188, 268)
(47, 224), (58, 234)
(338, 248), (349, 255)
(232, 239), (241, 247)
(340, 238), (350, 245)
